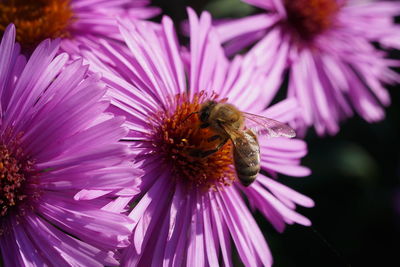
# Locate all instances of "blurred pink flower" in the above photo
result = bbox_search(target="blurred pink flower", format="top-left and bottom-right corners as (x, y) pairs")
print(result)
(0, 25), (139, 266)
(82, 8), (314, 266)
(216, 0), (400, 135)
(0, 0), (160, 53)
(61, 0), (160, 53)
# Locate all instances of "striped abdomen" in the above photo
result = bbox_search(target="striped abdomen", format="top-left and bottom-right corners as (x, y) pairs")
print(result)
(232, 129), (260, 186)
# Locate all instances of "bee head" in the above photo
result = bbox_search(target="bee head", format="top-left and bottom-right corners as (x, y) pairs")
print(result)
(199, 101), (217, 122)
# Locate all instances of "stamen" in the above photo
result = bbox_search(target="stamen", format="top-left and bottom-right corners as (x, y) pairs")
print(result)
(0, 130), (38, 223)
(149, 92), (236, 190)
(283, 0), (340, 41)
(0, 0), (73, 48)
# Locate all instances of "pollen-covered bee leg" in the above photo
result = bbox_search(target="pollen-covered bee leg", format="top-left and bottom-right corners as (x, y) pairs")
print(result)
(189, 137), (229, 158)
(212, 136), (229, 152)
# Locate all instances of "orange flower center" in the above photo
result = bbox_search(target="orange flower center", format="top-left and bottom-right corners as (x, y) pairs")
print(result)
(0, 0), (73, 48)
(150, 92), (236, 190)
(283, 0), (340, 41)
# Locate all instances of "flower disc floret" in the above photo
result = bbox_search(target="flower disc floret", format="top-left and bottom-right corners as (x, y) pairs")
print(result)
(0, 24), (137, 266)
(216, 0), (400, 135)
(0, 137), (32, 218)
(80, 10), (315, 266)
(0, 0), (72, 48)
(150, 92), (236, 189)
(283, 0), (340, 41)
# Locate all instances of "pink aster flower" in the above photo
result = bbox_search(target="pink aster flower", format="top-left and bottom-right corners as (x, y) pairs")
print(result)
(0, 0), (160, 53)
(0, 24), (139, 266)
(216, 0), (400, 135)
(81, 8), (314, 266)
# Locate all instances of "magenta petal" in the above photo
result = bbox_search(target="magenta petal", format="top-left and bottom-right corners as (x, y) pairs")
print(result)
(210, 194), (233, 267)
(216, 14), (278, 43)
(61, 0), (160, 55)
(79, 8), (314, 266)
(162, 184), (191, 266)
(215, 0), (399, 135)
(0, 29), (137, 266)
(201, 195), (219, 266)
(186, 193), (206, 267)
(259, 176), (314, 208)
(24, 215), (119, 266)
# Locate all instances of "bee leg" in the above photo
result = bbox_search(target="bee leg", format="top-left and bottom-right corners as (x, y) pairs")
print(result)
(200, 123), (210, 129)
(189, 137), (229, 158)
(207, 135), (221, 142)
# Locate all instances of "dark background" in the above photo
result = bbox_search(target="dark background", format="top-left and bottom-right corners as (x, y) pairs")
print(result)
(153, 0), (400, 266)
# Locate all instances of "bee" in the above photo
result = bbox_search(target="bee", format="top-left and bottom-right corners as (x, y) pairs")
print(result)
(188, 100), (296, 186)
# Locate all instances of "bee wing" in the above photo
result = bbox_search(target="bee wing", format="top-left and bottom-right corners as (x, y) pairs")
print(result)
(220, 125), (260, 167)
(243, 112), (296, 138)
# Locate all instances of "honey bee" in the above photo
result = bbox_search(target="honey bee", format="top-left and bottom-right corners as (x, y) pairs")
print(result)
(189, 100), (296, 186)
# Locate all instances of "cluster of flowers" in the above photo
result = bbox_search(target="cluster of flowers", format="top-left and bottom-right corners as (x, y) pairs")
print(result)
(0, 0), (398, 266)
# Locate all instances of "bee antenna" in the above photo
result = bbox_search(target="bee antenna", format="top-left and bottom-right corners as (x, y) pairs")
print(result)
(182, 111), (198, 123)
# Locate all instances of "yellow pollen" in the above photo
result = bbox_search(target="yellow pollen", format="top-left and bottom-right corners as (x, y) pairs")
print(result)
(283, 0), (340, 41)
(150, 92), (236, 190)
(0, 0), (73, 48)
